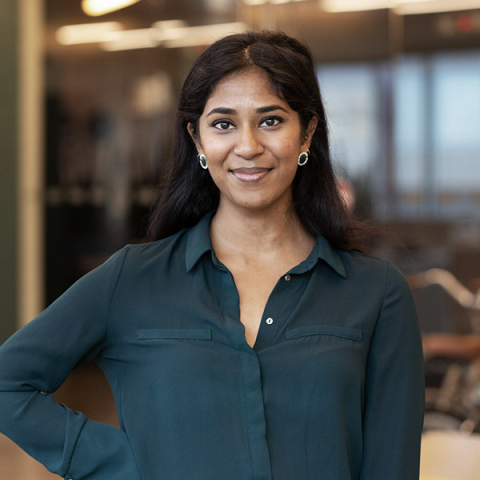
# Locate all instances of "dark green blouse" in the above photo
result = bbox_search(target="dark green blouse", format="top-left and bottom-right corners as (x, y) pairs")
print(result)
(0, 212), (424, 480)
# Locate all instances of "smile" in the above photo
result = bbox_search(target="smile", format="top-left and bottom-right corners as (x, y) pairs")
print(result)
(230, 167), (272, 183)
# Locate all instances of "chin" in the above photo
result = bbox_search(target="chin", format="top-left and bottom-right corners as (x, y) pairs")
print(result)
(234, 198), (286, 213)
(220, 189), (293, 213)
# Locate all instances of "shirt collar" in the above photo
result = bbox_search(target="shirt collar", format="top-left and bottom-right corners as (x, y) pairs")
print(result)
(302, 236), (347, 278)
(185, 210), (216, 273)
(185, 210), (347, 278)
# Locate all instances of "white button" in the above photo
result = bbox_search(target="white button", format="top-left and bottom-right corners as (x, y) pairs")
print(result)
(266, 317), (274, 325)
(284, 275), (291, 281)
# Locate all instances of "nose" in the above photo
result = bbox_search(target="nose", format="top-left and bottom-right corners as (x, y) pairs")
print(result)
(233, 125), (264, 160)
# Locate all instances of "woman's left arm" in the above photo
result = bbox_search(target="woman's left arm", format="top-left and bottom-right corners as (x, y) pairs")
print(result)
(360, 262), (425, 480)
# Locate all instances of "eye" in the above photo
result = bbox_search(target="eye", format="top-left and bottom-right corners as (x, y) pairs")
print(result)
(212, 120), (235, 130)
(260, 116), (283, 127)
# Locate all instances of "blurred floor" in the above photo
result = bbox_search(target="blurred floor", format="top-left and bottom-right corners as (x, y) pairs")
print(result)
(420, 431), (480, 480)
(0, 434), (56, 480)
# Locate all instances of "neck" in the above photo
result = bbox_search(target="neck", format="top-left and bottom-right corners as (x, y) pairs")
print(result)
(210, 201), (315, 260)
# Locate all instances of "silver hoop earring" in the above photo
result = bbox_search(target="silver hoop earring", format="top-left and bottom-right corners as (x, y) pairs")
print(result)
(198, 154), (208, 170)
(298, 150), (309, 166)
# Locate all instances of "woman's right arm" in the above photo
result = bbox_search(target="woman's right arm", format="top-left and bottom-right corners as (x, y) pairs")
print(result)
(0, 247), (141, 480)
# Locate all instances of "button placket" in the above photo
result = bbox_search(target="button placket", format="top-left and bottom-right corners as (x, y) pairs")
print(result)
(219, 267), (273, 480)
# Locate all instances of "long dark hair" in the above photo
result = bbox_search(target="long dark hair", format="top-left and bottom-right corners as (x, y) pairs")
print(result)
(146, 30), (366, 251)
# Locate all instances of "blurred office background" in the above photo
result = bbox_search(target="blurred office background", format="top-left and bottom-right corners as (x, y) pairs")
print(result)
(1, 0), (480, 478)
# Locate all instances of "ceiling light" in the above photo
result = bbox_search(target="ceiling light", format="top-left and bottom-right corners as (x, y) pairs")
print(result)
(56, 22), (123, 45)
(100, 28), (160, 51)
(57, 20), (247, 52)
(159, 22), (248, 48)
(320, 0), (480, 14)
(396, 0), (480, 14)
(243, 0), (308, 4)
(321, 0), (389, 12)
(151, 20), (188, 30)
(82, 0), (141, 16)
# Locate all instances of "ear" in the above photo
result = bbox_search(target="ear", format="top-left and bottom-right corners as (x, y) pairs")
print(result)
(187, 122), (203, 154)
(301, 116), (318, 150)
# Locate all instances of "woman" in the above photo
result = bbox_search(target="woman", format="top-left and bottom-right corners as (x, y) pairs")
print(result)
(0, 31), (424, 479)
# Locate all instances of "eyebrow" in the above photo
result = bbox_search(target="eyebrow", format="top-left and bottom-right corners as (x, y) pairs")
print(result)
(206, 104), (289, 117)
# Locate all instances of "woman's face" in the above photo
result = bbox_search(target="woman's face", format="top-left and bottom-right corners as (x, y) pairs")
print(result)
(190, 68), (316, 214)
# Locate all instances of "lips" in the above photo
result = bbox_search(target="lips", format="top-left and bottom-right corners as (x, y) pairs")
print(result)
(230, 167), (272, 183)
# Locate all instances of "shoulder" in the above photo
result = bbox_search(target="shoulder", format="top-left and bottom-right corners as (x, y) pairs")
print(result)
(338, 249), (398, 281)
(333, 250), (419, 345)
(338, 250), (386, 272)
(121, 229), (189, 268)
(335, 249), (413, 303)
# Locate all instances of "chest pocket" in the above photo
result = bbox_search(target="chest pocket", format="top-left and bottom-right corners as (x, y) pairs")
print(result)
(136, 328), (212, 341)
(285, 325), (362, 342)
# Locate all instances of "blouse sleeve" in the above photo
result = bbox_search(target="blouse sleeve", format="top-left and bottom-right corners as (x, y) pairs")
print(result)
(0, 247), (142, 480)
(360, 261), (425, 480)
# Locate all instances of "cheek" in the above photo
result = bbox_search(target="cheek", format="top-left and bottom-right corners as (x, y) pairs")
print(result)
(273, 142), (300, 167)
(204, 143), (226, 160)
(270, 134), (299, 155)
(202, 143), (232, 171)
(198, 131), (227, 161)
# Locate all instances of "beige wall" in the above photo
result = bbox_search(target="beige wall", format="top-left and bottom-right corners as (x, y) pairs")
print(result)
(0, 0), (44, 344)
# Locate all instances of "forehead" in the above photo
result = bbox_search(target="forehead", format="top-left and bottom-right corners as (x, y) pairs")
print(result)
(203, 68), (287, 111)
